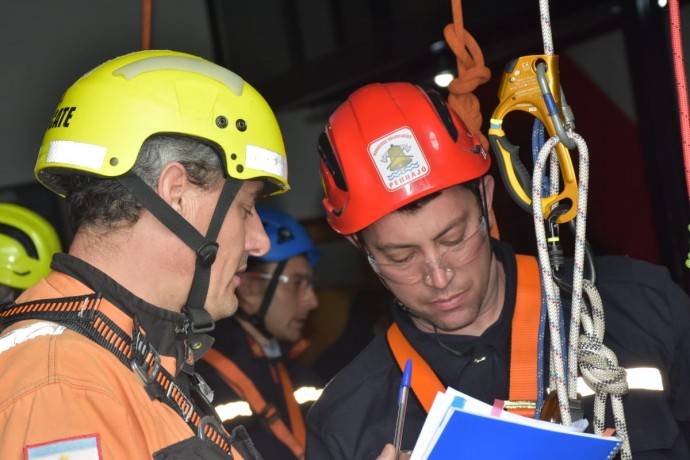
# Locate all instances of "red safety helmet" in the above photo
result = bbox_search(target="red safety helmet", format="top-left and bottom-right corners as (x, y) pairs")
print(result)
(318, 82), (491, 235)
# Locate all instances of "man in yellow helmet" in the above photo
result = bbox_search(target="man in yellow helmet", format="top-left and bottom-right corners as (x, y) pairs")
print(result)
(0, 203), (62, 301)
(0, 50), (289, 459)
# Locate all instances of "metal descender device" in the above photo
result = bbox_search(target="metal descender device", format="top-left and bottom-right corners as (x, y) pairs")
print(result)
(488, 54), (578, 223)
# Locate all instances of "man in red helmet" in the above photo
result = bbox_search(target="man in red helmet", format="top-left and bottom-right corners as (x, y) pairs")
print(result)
(305, 82), (690, 459)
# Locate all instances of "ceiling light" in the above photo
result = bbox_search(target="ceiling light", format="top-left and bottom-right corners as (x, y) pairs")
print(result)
(434, 71), (454, 88)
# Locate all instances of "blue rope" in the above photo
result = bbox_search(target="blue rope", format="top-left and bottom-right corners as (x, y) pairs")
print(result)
(531, 118), (568, 418)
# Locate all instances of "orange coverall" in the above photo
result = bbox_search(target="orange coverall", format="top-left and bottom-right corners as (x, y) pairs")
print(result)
(0, 271), (244, 459)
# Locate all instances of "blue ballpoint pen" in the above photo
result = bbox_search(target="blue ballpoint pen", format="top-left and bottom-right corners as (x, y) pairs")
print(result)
(393, 358), (412, 456)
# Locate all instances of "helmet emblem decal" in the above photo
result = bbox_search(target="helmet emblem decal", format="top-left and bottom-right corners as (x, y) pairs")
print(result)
(384, 144), (413, 170)
(369, 127), (429, 191)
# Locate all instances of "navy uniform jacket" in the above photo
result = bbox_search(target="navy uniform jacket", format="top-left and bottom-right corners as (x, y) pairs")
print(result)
(197, 317), (322, 460)
(305, 240), (690, 459)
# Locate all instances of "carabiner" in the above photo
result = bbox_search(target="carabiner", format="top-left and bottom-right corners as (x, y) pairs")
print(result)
(535, 61), (576, 150)
(488, 55), (578, 223)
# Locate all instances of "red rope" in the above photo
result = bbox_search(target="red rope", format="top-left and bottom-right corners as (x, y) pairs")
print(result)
(443, 0), (491, 152)
(669, 0), (690, 203)
(142, 0), (152, 50)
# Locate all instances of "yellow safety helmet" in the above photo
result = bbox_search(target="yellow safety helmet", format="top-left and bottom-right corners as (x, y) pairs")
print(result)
(0, 203), (62, 290)
(35, 49), (289, 196)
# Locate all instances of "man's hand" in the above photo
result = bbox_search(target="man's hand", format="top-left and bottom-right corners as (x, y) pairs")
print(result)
(376, 444), (412, 460)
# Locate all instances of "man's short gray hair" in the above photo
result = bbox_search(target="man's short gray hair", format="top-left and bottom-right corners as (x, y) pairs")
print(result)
(67, 135), (224, 231)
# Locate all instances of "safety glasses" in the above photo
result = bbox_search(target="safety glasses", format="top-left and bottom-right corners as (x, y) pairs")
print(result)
(240, 271), (315, 294)
(367, 216), (488, 285)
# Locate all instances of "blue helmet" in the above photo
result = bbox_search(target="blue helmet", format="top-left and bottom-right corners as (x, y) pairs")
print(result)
(254, 206), (320, 267)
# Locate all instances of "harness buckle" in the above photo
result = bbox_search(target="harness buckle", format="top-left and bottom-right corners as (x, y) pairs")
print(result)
(503, 400), (537, 411)
(166, 380), (195, 422)
(192, 371), (215, 404)
(258, 403), (281, 426)
(198, 415), (236, 458)
(130, 322), (161, 386)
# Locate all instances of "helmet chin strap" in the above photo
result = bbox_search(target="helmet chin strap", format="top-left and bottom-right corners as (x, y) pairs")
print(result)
(235, 259), (288, 340)
(117, 173), (242, 333)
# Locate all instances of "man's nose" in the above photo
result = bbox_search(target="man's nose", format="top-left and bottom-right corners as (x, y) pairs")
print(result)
(424, 263), (454, 289)
(300, 285), (319, 310)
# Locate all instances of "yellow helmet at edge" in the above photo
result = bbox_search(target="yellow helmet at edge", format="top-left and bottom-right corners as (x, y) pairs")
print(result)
(35, 49), (289, 196)
(0, 203), (62, 290)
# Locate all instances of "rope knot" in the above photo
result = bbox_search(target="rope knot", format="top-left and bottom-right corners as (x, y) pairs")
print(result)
(444, 0), (491, 151)
(578, 336), (629, 396)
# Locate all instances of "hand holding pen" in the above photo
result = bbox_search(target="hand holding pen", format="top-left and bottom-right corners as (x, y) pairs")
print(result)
(393, 358), (412, 457)
(376, 444), (412, 460)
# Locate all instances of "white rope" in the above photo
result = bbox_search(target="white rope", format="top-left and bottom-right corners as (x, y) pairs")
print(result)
(535, 2), (631, 456)
(539, 0), (554, 55)
(579, 280), (631, 456)
(532, 132), (632, 459)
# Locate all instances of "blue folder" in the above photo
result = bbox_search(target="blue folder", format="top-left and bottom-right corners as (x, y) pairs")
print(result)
(426, 408), (621, 460)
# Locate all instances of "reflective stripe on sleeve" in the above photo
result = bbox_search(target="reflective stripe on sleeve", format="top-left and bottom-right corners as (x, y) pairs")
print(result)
(0, 321), (66, 355)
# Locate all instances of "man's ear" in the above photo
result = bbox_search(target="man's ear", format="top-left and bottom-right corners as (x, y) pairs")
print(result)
(156, 162), (188, 213)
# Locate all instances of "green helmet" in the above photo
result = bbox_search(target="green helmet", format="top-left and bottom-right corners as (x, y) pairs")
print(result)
(0, 203), (62, 289)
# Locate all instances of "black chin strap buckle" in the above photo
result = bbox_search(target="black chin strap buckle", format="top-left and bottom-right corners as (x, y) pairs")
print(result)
(196, 241), (219, 267)
(186, 307), (215, 333)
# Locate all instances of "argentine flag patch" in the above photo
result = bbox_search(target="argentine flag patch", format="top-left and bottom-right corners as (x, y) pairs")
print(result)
(24, 434), (102, 459)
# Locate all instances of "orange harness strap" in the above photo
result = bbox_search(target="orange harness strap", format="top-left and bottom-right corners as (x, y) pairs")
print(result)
(202, 348), (305, 459)
(387, 324), (444, 413)
(387, 254), (541, 418)
(506, 254), (541, 417)
(276, 362), (307, 446)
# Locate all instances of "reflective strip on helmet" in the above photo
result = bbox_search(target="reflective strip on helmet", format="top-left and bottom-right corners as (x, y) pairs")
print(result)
(246, 144), (288, 181)
(113, 56), (244, 96)
(45, 140), (107, 171)
(576, 367), (663, 396)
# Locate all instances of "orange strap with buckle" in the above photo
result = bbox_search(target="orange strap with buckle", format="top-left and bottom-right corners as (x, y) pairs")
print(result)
(387, 254), (541, 417)
(202, 348), (305, 459)
(507, 254), (541, 417)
